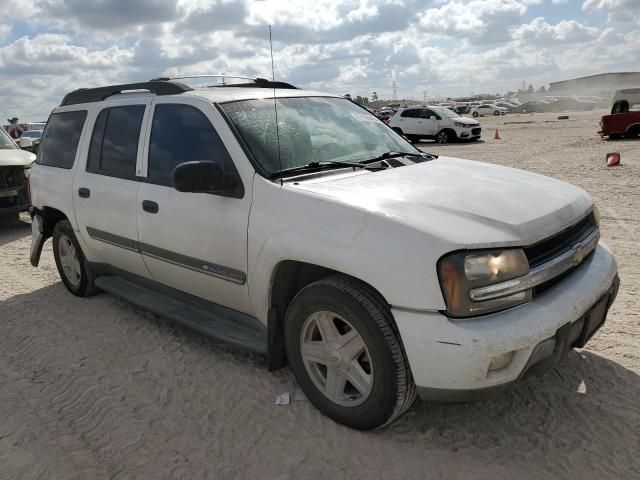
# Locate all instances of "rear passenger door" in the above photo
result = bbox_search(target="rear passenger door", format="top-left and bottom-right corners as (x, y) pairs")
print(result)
(420, 109), (439, 136)
(73, 99), (151, 278)
(136, 97), (253, 314)
(398, 109), (419, 135)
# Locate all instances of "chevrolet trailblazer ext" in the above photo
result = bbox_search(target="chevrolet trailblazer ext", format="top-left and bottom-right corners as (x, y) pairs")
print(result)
(29, 77), (618, 430)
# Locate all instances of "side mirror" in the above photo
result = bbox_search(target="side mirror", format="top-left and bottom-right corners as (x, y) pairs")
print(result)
(20, 137), (33, 148)
(173, 161), (243, 198)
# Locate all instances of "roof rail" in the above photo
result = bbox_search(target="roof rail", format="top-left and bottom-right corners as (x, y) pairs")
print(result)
(150, 74), (298, 90)
(59, 80), (193, 107)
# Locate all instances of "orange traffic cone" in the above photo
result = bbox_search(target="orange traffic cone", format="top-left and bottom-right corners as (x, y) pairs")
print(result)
(606, 152), (621, 167)
(494, 128), (501, 140)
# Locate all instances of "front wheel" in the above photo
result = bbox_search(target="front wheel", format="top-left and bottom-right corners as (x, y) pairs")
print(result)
(436, 130), (451, 144)
(53, 220), (99, 297)
(285, 275), (416, 430)
(472, 111), (479, 117)
(493, 110), (500, 116)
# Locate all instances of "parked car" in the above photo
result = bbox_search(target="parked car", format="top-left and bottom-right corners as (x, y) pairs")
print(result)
(600, 91), (640, 139)
(495, 101), (520, 112)
(0, 126), (36, 220)
(29, 77), (618, 430)
(454, 103), (470, 114)
(19, 130), (43, 153)
(549, 98), (596, 112)
(388, 106), (481, 143)
(515, 100), (551, 113)
(471, 104), (507, 117)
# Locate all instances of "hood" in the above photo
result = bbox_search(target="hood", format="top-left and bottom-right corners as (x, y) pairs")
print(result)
(454, 117), (479, 126)
(0, 149), (36, 167)
(291, 157), (592, 248)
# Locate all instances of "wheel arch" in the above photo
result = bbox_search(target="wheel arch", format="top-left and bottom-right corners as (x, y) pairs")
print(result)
(39, 206), (71, 238)
(266, 260), (391, 371)
(625, 123), (640, 136)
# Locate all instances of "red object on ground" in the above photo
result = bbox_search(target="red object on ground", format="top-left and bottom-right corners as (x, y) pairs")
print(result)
(494, 128), (500, 140)
(606, 153), (621, 167)
(600, 111), (640, 138)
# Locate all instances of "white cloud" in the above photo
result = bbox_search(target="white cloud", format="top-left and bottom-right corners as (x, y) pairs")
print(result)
(0, 0), (639, 120)
(583, 0), (640, 23)
(0, 24), (10, 41)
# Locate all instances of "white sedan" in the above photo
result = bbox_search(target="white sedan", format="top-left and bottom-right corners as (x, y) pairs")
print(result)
(471, 104), (508, 117)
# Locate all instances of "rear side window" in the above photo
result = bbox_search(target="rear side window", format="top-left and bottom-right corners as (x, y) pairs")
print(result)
(87, 105), (145, 179)
(401, 109), (418, 118)
(147, 104), (237, 186)
(37, 111), (87, 169)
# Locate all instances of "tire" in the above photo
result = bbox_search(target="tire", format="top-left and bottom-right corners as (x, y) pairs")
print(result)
(284, 275), (416, 430)
(472, 111), (478, 117)
(52, 220), (99, 297)
(436, 130), (451, 144)
(493, 110), (500, 116)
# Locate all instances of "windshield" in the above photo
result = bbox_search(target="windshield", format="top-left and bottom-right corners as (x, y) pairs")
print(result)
(220, 97), (416, 176)
(0, 128), (17, 150)
(430, 107), (459, 119)
(22, 131), (42, 138)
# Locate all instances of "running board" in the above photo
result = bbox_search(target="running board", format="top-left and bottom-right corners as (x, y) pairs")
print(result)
(94, 275), (267, 354)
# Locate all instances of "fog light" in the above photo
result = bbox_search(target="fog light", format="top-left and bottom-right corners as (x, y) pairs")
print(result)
(488, 351), (515, 372)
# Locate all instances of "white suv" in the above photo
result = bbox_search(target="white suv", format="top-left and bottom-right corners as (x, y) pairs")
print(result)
(29, 76), (618, 430)
(388, 106), (481, 143)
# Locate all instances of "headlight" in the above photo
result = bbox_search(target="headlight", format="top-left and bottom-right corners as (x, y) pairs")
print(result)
(454, 122), (469, 128)
(437, 249), (531, 317)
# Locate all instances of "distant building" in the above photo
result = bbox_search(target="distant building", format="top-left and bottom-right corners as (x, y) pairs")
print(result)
(549, 72), (640, 99)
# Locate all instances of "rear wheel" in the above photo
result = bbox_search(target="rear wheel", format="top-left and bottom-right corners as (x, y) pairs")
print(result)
(493, 110), (500, 116)
(53, 220), (99, 297)
(285, 275), (416, 430)
(472, 111), (479, 117)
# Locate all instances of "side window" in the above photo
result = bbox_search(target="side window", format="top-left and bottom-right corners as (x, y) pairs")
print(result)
(87, 105), (145, 179)
(401, 109), (418, 118)
(420, 110), (435, 119)
(37, 110), (87, 169)
(148, 104), (237, 186)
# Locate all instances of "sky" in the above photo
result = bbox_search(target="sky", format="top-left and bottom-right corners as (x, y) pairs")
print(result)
(0, 0), (639, 120)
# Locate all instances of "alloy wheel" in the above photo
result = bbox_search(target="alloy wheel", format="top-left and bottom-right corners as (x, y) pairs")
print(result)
(58, 235), (81, 287)
(300, 311), (373, 407)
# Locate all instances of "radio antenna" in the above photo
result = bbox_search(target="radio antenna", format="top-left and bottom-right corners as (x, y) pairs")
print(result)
(269, 25), (283, 186)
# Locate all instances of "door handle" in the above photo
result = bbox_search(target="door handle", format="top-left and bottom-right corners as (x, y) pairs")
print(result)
(78, 188), (90, 198)
(142, 200), (159, 214)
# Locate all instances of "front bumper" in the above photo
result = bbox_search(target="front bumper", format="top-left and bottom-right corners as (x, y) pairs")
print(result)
(392, 243), (618, 401)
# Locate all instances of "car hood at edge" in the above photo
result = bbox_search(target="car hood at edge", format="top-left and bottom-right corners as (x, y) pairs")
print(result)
(0, 149), (36, 167)
(291, 157), (592, 248)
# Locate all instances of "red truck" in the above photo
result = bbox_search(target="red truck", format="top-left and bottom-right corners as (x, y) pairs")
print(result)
(600, 88), (640, 139)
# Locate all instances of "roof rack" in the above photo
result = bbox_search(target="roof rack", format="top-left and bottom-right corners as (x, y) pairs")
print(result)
(60, 80), (193, 107)
(150, 74), (298, 90)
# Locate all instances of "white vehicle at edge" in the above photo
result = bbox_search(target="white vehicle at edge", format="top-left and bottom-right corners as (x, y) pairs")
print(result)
(388, 106), (481, 143)
(0, 127), (35, 219)
(471, 104), (508, 117)
(28, 76), (619, 430)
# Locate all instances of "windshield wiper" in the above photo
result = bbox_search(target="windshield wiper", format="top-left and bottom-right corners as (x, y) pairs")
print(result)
(274, 160), (387, 178)
(364, 151), (438, 163)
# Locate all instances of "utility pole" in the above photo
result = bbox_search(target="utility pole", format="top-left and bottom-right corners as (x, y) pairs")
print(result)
(392, 80), (398, 101)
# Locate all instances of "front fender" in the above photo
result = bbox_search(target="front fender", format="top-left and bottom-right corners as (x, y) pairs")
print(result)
(247, 178), (448, 323)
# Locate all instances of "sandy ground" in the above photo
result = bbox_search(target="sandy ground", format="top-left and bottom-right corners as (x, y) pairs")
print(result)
(1, 109), (639, 479)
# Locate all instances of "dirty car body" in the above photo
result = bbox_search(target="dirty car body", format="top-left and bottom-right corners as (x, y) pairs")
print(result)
(28, 78), (618, 429)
